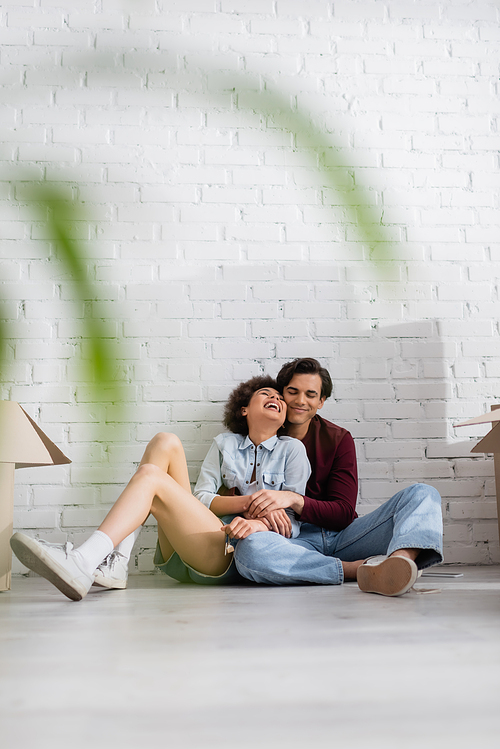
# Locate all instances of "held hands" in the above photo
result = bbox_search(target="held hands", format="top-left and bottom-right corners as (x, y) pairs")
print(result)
(219, 489), (303, 540)
(245, 508), (292, 538)
(222, 509), (292, 540)
(222, 516), (269, 541)
(244, 489), (304, 518)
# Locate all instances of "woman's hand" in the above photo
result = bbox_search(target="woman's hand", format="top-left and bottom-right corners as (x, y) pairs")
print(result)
(221, 516), (268, 540)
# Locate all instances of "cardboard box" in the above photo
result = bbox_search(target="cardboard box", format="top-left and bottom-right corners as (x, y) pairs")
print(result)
(0, 401), (71, 591)
(455, 405), (500, 544)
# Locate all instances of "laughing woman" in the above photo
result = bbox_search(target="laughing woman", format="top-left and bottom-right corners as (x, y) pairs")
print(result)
(10, 376), (311, 600)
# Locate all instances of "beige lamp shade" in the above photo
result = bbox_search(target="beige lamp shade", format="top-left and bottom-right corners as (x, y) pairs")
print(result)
(0, 401), (71, 468)
(0, 401), (71, 591)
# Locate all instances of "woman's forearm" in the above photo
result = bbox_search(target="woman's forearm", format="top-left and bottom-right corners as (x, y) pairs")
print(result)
(209, 494), (249, 517)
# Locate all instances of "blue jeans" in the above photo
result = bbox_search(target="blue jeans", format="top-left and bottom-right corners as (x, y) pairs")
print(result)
(234, 483), (444, 585)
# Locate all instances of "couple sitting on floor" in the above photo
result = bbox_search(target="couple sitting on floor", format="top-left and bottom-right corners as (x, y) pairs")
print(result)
(11, 357), (444, 601)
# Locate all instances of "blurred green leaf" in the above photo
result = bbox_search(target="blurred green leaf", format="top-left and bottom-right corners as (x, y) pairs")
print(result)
(24, 184), (119, 391)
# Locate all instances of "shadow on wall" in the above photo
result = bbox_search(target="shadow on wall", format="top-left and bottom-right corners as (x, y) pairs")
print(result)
(318, 320), (499, 565)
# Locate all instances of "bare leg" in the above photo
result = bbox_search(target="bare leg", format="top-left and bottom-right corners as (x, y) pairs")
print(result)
(139, 432), (191, 492)
(136, 432), (192, 564)
(98, 433), (230, 577)
(102, 432), (192, 562)
(99, 464), (229, 576)
(342, 560), (365, 581)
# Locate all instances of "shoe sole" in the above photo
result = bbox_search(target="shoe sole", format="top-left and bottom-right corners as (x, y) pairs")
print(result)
(357, 556), (418, 597)
(92, 577), (127, 590)
(10, 532), (89, 601)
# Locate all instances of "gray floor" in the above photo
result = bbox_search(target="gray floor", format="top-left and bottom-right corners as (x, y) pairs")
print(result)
(1, 566), (499, 749)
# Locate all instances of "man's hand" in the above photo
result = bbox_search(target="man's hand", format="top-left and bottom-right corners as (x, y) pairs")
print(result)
(222, 516), (268, 540)
(245, 489), (305, 518)
(261, 509), (293, 538)
(245, 508), (292, 537)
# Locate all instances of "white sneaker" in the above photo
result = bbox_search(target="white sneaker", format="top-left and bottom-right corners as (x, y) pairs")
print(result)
(357, 555), (419, 597)
(93, 550), (128, 589)
(10, 532), (93, 601)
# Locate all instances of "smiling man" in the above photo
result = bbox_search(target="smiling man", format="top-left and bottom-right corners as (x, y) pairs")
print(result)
(235, 357), (444, 597)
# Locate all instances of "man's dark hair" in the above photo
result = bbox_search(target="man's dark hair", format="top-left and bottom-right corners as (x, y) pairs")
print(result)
(223, 375), (281, 436)
(276, 357), (332, 400)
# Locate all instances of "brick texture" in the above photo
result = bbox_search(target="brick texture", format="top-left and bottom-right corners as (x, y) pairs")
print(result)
(2, 0), (500, 568)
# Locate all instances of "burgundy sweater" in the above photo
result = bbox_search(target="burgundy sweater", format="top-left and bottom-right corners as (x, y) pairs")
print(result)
(299, 415), (358, 531)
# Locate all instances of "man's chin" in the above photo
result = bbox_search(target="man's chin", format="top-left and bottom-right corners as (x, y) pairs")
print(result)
(286, 413), (312, 425)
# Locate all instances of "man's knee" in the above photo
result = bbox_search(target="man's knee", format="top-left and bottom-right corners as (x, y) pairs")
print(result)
(398, 484), (442, 521)
(408, 483), (441, 504)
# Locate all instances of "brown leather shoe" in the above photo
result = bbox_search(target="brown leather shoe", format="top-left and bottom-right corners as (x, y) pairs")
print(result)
(357, 555), (418, 597)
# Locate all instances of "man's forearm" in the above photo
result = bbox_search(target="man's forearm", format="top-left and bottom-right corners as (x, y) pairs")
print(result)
(300, 494), (357, 530)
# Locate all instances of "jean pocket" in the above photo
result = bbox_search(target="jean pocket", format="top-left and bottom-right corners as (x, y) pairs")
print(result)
(221, 466), (237, 488)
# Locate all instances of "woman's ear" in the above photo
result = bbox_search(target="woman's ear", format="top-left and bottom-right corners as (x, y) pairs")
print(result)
(241, 406), (248, 417)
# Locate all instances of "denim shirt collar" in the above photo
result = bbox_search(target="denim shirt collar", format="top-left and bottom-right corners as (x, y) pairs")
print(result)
(239, 434), (279, 452)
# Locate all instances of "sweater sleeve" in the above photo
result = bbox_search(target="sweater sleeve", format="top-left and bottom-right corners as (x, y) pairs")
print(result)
(299, 432), (358, 531)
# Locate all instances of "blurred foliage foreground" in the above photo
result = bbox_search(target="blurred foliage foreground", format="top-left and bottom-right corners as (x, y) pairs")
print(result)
(1, 64), (397, 412)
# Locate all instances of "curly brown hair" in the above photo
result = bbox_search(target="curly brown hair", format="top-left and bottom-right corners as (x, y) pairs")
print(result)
(223, 376), (282, 436)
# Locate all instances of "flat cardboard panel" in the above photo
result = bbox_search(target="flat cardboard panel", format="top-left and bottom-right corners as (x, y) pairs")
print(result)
(0, 401), (71, 591)
(455, 409), (500, 428)
(455, 404), (500, 547)
(0, 463), (14, 591)
(494, 455), (500, 545)
(471, 422), (500, 454)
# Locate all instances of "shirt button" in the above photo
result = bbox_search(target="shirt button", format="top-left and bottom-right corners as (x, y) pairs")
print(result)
(257, 463), (260, 467)
(246, 481), (249, 484)
(271, 481), (274, 485)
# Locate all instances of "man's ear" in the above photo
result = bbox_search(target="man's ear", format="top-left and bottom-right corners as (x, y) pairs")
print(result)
(317, 397), (326, 411)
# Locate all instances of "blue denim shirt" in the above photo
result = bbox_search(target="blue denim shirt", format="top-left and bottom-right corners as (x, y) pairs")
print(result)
(194, 432), (311, 538)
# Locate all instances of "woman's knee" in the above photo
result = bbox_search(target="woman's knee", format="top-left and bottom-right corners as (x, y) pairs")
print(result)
(134, 462), (164, 486)
(147, 431), (183, 455)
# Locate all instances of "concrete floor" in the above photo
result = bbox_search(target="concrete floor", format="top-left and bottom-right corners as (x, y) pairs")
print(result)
(1, 567), (499, 749)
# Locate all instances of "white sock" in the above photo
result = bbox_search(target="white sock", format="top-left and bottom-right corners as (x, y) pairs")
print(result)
(73, 531), (114, 576)
(115, 526), (142, 561)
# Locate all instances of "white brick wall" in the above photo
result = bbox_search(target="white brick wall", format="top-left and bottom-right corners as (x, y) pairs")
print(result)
(2, 0), (499, 572)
